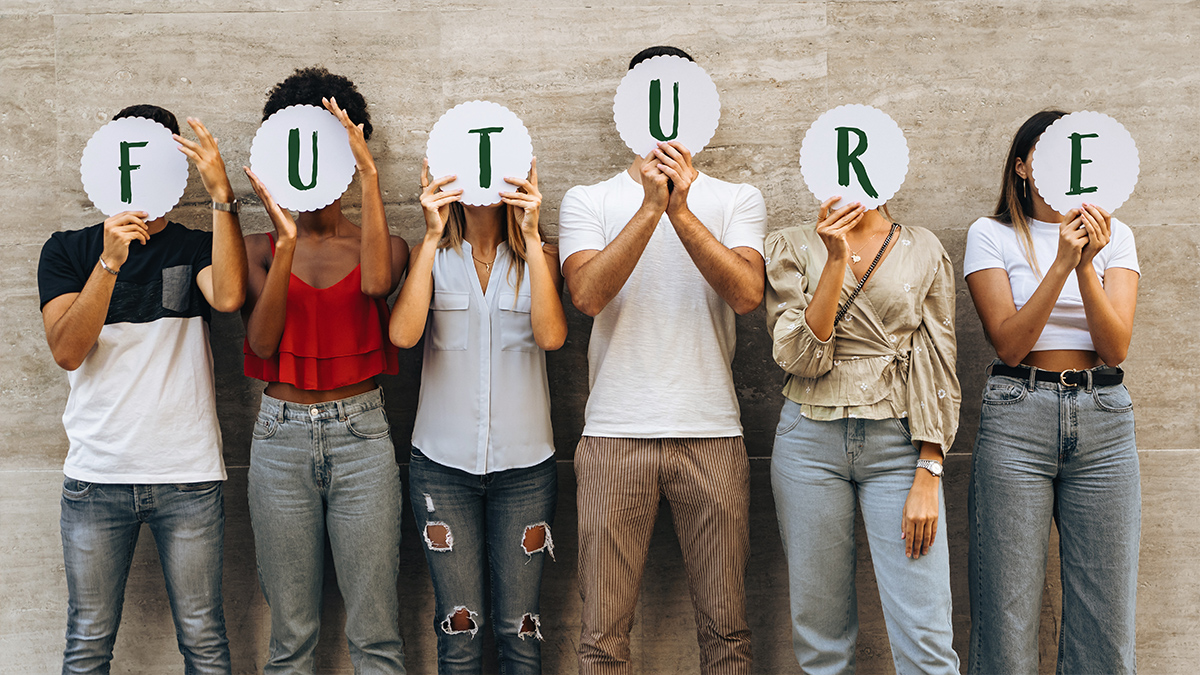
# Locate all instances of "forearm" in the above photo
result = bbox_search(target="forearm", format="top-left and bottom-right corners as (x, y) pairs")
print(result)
(358, 170), (394, 297)
(245, 241), (295, 359)
(526, 237), (567, 350)
(669, 208), (763, 314)
(803, 259), (848, 341)
(1077, 266), (1132, 365)
(209, 208), (247, 312)
(989, 262), (1074, 365)
(389, 238), (437, 349)
(567, 205), (661, 316)
(47, 265), (117, 370)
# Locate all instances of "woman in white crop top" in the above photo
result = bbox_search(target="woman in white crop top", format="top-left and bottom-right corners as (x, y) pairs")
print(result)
(963, 110), (1141, 675)
(390, 156), (566, 673)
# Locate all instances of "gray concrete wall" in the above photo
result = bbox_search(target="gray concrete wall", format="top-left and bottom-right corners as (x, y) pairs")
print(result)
(2, 1), (1198, 672)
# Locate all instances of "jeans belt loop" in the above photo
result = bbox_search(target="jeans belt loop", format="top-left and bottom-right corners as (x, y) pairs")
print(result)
(1084, 368), (1094, 392)
(1027, 364), (1039, 390)
(337, 399), (347, 422)
(275, 399), (286, 423)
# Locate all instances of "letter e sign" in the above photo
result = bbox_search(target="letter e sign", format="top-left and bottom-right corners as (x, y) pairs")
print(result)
(1030, 111), (1139, 215)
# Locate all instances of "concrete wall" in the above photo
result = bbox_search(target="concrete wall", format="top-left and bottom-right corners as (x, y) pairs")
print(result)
(2, 1), (1198, 672)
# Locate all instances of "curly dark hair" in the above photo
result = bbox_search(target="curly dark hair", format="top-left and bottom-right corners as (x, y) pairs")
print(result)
(629, 46), (694, 70)
(113, 104), (180, 135)
(262, 67), (373, 140)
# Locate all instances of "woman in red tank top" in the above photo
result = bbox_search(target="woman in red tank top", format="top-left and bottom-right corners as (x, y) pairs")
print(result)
(240, 68), (409, 674)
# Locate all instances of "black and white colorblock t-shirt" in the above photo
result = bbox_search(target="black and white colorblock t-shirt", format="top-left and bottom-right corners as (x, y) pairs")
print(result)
(38, 221), (226, 484)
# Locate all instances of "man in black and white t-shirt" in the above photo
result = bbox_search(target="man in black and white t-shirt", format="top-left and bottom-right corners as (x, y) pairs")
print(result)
(38, 104), (246, 674)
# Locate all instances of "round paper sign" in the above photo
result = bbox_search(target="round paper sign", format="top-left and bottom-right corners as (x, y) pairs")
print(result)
(80, 117), (188, 221)
(248, 105), (356, 212)
(799, 105), (909, 211)
(612, 55), (721, 156)
(1030, 111), (1139, 215)
(426, 101), (533, 207)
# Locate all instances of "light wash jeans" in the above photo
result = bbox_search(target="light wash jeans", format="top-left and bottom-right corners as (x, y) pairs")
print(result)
(408, 448), (557, 675)
(60, 478), (230, 675)
(248, 388), (405, 674)
(968, 365), (1140, 675)
(771, 400), (958, 675)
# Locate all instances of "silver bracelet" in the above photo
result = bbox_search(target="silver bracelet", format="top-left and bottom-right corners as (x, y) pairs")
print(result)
(98, 256), (119, 276)
(212, 198), (239, 214)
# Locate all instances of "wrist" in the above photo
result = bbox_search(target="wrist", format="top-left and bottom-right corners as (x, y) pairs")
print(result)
(98, 255), (121, 275)
(209, 182), (234, 204)
(274, 234), (297, 251)
(358, 164), (379, 181)
(423, 230), (443, 246)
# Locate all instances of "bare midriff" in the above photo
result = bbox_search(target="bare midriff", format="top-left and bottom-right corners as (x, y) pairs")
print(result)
(1022, 349), (1104, 372)
(264, 378), (379, 404)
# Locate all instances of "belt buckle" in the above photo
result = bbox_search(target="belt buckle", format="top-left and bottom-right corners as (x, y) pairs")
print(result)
(1059, 369), (1079, 387)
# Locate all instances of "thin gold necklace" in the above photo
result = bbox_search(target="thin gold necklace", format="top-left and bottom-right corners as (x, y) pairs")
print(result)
(848, 228), (885, 264)
(471, 253), (495, 273)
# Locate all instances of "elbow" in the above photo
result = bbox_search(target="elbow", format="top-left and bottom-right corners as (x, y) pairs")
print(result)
(1098, 346), (1128, 368)
(361, 281), (393, 300)
(536, 330), (567, 352)
(247, 339), (278, 361)
(389, 325), (420, 350)
(569, 290), (604, 318)
(732, 293), (762, 316)
(210, 292), (245, 314)
(53, 353), (83, 372)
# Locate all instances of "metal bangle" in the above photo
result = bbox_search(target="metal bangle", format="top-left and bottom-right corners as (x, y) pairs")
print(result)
(212, 198), (239, 214)
(98, 256), (119, 276)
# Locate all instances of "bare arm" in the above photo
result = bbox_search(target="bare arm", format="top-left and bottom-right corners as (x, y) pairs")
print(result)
(501, 159), (567, 350)
(390, 164), (460, 349)
(966, 210), (1087, 366)
(42, 212), (150, 370)
(176, 117), (247, 313)
(653, 141), (764, 314)
(803, 197), (866, 341)
(242, 169), (298, 359)
(1074, 205), (1137, 365)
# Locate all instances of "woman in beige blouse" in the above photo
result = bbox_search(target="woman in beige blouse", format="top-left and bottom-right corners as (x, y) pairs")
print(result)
(765, 195), (961, 674)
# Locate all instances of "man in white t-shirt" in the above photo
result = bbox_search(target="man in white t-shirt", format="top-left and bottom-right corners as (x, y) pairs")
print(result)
(558, 46), (766, 675)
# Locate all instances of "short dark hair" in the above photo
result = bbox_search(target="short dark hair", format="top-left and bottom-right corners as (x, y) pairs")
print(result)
(113, 104), (180, 136)
(629, 46), (694, 70)
(263, 67), (373, 140)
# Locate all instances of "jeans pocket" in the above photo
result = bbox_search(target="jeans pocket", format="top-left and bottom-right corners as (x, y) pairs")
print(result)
(174, 480), (222, 492)
(251, 414), (278, 440)
(62, 478), (94, 500)
(775, 399), (804, 436)
(1092, 384), (1134, 413)
(893, 417), (913, 441)
(981, 377), (1028, 405)
(345, 408), (392, 440)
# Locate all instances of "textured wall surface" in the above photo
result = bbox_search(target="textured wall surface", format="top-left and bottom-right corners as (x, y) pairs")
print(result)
(2, 1), (1198, 673)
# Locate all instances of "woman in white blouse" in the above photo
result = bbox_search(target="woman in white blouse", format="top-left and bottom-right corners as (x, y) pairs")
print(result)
(964, 110), (1140, 675)
(390, 157), (566, 673)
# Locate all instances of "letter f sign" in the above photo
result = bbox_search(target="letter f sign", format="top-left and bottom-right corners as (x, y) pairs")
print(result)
(119, 140), (149, 204)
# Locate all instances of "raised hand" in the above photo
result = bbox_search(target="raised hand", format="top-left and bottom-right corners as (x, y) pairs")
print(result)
(815, 196), (865, 263)
(1054, 208), (1088, 271)
(652, 141), (697, 215)
(174, 118), (234, 202)
(1077, 203), (1112, 269)
(501, 157), (542, 242)
(639, 147), (671, 214)
(101, 211), (150, 271)
(420, 158), (461, 241)
(244, 167), (297, 244)
(323, 96), (375, 175)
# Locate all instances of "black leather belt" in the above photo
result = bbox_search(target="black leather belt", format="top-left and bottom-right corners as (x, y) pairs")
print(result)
(990, 363), (1124, 387)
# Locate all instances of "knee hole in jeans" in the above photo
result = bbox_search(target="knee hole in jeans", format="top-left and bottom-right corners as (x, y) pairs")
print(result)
(521, 523), (554, 560)
(441, 606), (479, 636)
(518, 613), (543, 641)
(423, 522), (453, 551)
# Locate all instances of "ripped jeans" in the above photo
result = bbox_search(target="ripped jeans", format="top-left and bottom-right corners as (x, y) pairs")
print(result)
(409, 448), (557, 675)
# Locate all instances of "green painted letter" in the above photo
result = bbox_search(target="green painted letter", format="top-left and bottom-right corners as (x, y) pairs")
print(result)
(649, 79), (680, 142)
(468, 127), (504, 188)
(836, 126), (878, 199)
(1066, 132), (1100, 196)
(288, 128), (319, 191)
(118, 140), (149, 204)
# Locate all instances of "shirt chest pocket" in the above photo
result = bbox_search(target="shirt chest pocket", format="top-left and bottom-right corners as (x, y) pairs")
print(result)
(429, 291), (470, 351)
(161, 265), (193, 313)
(499, 294), (537, 353)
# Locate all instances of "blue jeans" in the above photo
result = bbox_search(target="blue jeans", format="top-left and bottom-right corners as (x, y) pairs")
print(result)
(771, 401), (958, 675)
(60, 478), (230, 674)
(409, 448), (557, 675)
(248, 388), (405, 674)
(968, 366), (1140, 675)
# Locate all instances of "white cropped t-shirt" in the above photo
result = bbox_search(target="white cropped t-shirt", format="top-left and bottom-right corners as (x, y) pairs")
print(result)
(963, 216), (1139, 352)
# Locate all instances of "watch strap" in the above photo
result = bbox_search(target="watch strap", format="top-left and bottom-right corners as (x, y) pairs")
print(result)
(212, 198), (239, 214)
(916, 458), (944, 478)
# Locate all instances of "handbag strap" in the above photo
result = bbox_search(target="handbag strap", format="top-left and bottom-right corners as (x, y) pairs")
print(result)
(833, 222), (899, 325)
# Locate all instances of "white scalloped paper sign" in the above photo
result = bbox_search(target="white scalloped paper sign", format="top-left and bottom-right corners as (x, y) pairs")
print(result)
(426, 101), (533, 207)
(1031, 111), (1139, 215)
(80, 117), (188, 220)
(613, 55), (721, 156)
(799, 105), (909, 211)
(249, 105), (355, 212)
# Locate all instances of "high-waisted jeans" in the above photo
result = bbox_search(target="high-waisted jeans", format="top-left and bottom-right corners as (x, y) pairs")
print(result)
(409, 449), (557, 674)
(771, 401), (959, 675)
(248, 388), (405, 674)
(968, 365), (1140, 675)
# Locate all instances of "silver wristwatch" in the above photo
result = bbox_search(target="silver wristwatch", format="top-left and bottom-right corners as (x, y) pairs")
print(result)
(212, 198), (239, 214)
(916, 458), (944, 478)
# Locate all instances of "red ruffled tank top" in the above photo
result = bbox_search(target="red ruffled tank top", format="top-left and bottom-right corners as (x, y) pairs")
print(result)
(244, 234), (399, 390)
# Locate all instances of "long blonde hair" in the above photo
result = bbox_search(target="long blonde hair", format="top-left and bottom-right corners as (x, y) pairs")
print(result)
(438, 200), (541, 302)
(994, 110), (1067, 276)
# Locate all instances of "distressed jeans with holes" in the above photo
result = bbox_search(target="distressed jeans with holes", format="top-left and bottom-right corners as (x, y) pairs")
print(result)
(771, 403), (958, 675)
(248, 389), (405, 674)
(409, 447), (557, 675)
(59, 479), (230, 675)
(968, 366), (1140, 675)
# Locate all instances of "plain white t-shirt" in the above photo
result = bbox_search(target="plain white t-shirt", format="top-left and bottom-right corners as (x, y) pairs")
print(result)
(558, 170), (766, 438)
(963, 216), (1139, 352)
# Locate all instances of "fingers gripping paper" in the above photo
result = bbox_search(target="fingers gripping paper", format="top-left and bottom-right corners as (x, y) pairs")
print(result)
(426, 101), (533, 207)
(613, 55), (721, 156)
(80, 117), (188, 220)
(799, 104), (909, 211)
(249, 105), (356, 212)
(1031, 111), (1139, 215)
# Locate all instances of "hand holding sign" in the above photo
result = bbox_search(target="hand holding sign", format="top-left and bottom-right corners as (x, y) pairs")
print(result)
(323, 96), (376, 175)
(244, 166), (298, 244)
(799, 105), (909, 211)
(499, 157), (542, 241)
(80, 117), (189, 221)
(419, 159), (462, 241)
(248, 104), (356, 212)
(613, 55), (721, 156)
(427, 101), (533, 207)
(1031, 111), (1139, 216)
